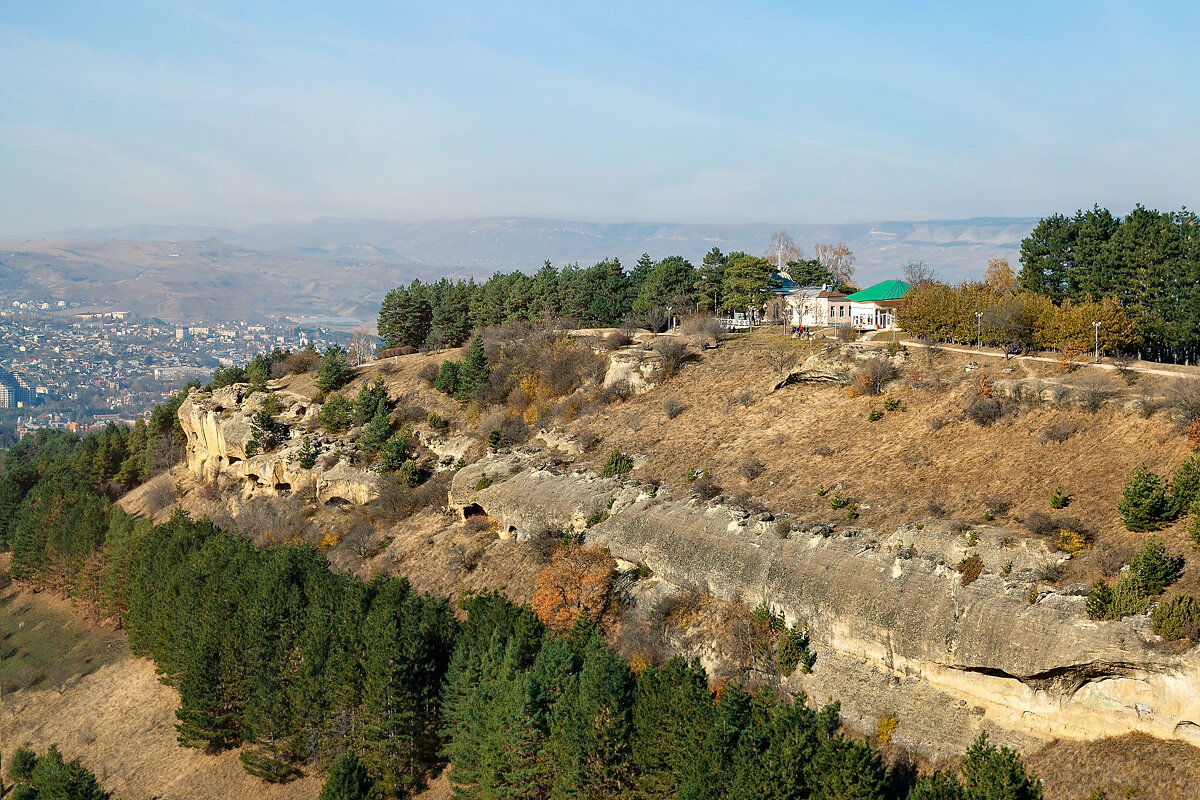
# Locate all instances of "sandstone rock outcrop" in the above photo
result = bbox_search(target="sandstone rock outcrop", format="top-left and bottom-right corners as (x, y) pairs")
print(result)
(178, 385), (382, 506)
(449, 451), (1200, 758)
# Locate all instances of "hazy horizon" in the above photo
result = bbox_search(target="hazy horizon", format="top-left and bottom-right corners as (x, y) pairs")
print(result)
(3, 2), (1199, 236)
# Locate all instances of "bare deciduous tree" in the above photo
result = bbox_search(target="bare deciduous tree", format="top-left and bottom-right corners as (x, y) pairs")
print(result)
(348, 328), (376, 366)
(763, 346), (800, 375)
(902, 260), (937, 286)
(766, 231), (802, 276)
(815, 243), (856, 287)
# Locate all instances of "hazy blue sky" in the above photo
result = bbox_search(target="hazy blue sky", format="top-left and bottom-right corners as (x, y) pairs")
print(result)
(2, 1), (1198, 235)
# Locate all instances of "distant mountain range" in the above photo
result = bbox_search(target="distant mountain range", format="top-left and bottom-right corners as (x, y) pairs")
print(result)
(3, 216), (1038, 324)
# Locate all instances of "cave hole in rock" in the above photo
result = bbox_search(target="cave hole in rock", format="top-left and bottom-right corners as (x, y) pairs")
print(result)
(460, 503), (486, 521)
(227, 456), (241, 465)
(274, 483), (291, 493)
(325, 496), (352, 508)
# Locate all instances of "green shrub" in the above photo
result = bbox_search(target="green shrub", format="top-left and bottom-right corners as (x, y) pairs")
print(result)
(354, 377), (389, 424)
(600, 449), (634, 478)
(829, 491), (850, 510)
(316, 346), (351, 393)
(1172, 455), (1200, 510)
(378, 434), (409, 472)
(474, 473), (492, 491)
(262, 391), (282, 416)
(1128, 537), (1184, 595)
(752, 602), (786, 632)
(1118, 464), (1180, 531)
(776, 626), (817, 676)
(487, 428), (502, 449)
(396, 459), (420, 487)
(1049, 484), (1069, 509)
(867, 408), (884, 422)
(358, 399), (393, 452)
(1188, 505), (1200, 546)
(1087, 572), (1153, 620)
(296, 438), (317, 469)
(427, 412), (448, 431)
(318, 393), (353, 432)
(1151, 594), (1200, 641)
(433, 360), (461, 395)
(882, 394), (903, 412)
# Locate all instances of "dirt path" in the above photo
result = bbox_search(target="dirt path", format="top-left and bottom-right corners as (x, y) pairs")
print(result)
(883, 338), (1200, 380)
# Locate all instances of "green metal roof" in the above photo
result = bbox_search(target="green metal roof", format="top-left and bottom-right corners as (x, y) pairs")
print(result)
(844, 280), (909, 302)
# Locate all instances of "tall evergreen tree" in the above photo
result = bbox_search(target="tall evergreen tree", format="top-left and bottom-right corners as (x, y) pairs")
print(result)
(694, 247), (728, 311)
(320, 751), (372, 800)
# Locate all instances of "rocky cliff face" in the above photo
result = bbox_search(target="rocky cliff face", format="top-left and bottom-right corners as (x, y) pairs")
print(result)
(449, 451), (1200, 759)
(178, 385), (384, 506)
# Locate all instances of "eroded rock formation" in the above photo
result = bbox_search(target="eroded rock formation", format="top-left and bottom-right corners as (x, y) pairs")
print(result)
(178, 385), (384, 506)
(449, 451), (1200, 759)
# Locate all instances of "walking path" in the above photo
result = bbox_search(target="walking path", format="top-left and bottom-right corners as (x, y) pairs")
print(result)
(867, 339), (1200, 381)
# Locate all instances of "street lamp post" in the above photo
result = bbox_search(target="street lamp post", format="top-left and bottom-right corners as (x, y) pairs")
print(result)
(1094, 321), (1101, 361)
(667, 306), (672, 333)
(975, 311), (983, 349)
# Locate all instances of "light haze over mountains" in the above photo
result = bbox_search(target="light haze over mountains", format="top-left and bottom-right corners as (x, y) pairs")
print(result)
(7, 215), (1033, 323)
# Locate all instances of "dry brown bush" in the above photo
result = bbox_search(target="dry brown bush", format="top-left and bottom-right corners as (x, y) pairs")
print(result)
(982, 495), (1012, 517)
(851, 355), (899, 395)
(1039, 421), (1078, 444)
(654, 338), (691, 378)
(763, 347), (800, 375)
(834, 324), (854, 342)
(417, 362), (440, 385)
(1112, 356), (1137, 385)
(691, 476), (721, 500)
(957, 555), (983, 587)
(965, 393), (1003, 426)
(602, 331), (632, 350)
(1074, 372), (1118, 412)
(272, 349), (320, 378)
(739, 459), (765, 481)
(574, 428), (600, 451)
(662, 395), (684, 419)
(531, 544), (615, 634)
(1166, 378), (1200, 430)
(1188, 420), (1200, 451)
(680, 314), (720, 340)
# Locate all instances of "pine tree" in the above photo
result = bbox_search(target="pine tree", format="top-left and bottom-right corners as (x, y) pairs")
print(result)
(908, 772), (966, 800)
(959, 732), (1043, 800)
(176, 628), (242, 750)
(456, 335), (490, 401)
(317, 347), (351, 393)
(546, 632), (633, 799)
(693, 248), (727, 311)
(321, 751), (372, 800)
(1118, 464), (1179, 531)
(629, 252), (656, 298)
(358, 399), (392, 452)
(630, 657), (714, 799)
(530, 261), (562, 320)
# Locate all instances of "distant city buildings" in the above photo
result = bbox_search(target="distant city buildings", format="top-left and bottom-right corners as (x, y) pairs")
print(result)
(0, 292), (346, 438)
(0, 367), (35, 408)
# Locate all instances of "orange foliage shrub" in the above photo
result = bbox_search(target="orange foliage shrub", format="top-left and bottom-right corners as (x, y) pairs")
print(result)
(976, 372), (994, 397)
(1187, 419), (1200, 451)
(531, 544), (615, 634)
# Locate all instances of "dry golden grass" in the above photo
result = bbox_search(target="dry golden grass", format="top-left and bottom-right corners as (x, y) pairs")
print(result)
(564, 331), (1196, 588)
(1029, 733), (1200, 800)
(0, 588), (323, 800)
